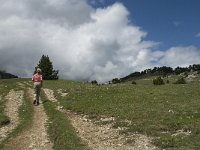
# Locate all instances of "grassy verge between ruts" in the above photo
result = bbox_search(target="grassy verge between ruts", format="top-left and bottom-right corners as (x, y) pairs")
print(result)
(41, 91), (87, 150)
(0, 84), (34, 149)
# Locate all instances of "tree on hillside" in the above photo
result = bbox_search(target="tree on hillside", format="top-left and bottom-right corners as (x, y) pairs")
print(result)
(174, 66), (189, 75)
(112, 78), (121, 84)
(189, 64), (200, 72)
(35, 55), (59, 80)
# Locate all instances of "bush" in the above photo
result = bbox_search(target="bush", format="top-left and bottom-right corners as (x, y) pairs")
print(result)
(174, 77), (186, 84)
(153, 76), (165, 85)
(91, 80), (98, 85)
(131, 81), (136, 84)
(166, 80), (170, 84)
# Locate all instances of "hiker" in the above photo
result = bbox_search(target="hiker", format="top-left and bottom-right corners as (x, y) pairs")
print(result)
(32, 68), (43, 105)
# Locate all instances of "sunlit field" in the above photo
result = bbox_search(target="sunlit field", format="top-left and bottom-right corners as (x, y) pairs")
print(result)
(0, 75), (200, 149)
(44, 75), (200, 149)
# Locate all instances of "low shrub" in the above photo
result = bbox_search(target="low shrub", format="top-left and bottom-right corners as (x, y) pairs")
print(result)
(174, 77), (186, 84)
(166, 80), (170, 84)
(153, 76), (165, 85)
(132, 81), (136, 84)
(91, 80), (98, 85)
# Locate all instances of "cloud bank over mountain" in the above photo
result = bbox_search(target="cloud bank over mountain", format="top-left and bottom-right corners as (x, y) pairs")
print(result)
(0, 0), (200, 82)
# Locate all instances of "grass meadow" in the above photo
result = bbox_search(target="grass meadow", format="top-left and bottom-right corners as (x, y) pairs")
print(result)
(0, 75), (200, 149)
(44, 75), (200, 149)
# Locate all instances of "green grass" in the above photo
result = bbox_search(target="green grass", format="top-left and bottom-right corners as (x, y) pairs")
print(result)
(42, 91), (87, 150)
(43, 76), (200, 149)
(1, 76), (200, 149)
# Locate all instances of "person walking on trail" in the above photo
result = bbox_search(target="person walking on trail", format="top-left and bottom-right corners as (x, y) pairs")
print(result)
(32, 68), (43, 105)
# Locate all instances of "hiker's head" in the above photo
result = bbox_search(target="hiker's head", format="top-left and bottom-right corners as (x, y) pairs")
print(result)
(36, 68), (41, 73)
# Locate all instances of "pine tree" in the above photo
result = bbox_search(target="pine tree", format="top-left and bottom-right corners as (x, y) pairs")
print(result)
(35, 55), (59, 80)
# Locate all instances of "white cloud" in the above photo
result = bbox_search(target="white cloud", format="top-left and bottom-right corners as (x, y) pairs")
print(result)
(196, 32), (200, 37)
(173, 21), (181, 27)
(159, 46), (200, 67)
(0, 0), (200, 83)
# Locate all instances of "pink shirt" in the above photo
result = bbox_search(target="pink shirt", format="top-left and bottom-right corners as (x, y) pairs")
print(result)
(32, 73), (43, 82)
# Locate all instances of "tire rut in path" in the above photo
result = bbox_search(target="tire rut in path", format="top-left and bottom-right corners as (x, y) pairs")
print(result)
(4, 88), (53, 150)
(0, 90), (24, 143)
(43, 88), (157, 150)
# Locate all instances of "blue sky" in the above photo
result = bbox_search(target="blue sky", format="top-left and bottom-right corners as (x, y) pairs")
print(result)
(91, 0), (200, 50)
(0, 0), (200, 82)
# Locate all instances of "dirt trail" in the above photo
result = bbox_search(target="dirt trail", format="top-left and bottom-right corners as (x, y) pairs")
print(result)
(4, 87), (53, 150)
(22, 81), (32, 87)
(0, 90), (24, 143)
(43, 88), (157, 150)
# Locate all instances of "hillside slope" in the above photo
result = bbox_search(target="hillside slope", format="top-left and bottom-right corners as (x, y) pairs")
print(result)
(1, 77), (200, 149)
(0, 71), (18, 79)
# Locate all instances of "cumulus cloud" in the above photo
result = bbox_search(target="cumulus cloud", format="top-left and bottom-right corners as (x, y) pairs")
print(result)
(196, 32), (200, 37)
(158, 46), (200, 67)
(0, 0), (200, 83)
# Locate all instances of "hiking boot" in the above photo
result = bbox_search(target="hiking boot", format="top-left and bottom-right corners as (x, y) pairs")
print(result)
(37, 101), (39, 105)
(33, 100), (36, 105)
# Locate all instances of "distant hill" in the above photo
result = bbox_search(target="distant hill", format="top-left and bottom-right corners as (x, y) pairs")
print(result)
(113, 64), (200, 83)
(0, 71), (18, 79)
